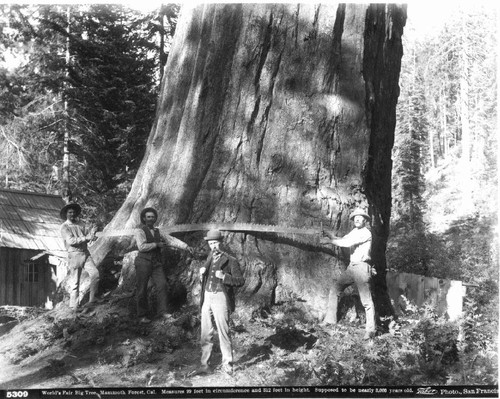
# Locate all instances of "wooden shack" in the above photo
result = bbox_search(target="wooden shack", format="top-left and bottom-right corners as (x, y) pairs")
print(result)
(0, 188), (66, 308)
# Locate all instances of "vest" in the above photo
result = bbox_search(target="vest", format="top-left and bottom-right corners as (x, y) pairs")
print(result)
(135, 226), (162, 263)
(205, 253), (224, 293)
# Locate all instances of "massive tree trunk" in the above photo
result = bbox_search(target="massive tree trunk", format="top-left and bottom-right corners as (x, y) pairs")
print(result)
(92, 3), (406, 323)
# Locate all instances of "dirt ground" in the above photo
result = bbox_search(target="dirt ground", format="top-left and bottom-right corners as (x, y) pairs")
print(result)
(0, 294), (364, 390)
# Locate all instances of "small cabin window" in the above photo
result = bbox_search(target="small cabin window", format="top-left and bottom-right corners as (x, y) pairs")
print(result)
(25, 262), (39, 283)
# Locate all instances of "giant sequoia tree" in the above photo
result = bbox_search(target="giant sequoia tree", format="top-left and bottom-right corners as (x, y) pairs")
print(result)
(92, 3), (406, 322)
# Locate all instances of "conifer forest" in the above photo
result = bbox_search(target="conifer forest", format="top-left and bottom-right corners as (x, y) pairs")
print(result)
(0, 3), (497, 395)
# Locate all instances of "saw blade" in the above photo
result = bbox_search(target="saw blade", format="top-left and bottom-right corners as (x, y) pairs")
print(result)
(95, 223), (335, 253)
(96, 223), (323, 237)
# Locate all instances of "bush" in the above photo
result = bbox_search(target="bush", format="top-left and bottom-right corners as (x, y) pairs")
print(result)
(289, 300), (497, 386)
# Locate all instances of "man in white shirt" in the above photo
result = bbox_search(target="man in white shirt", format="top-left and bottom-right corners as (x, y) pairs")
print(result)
(60, 203), (99, 310)
(321, 208), (376, 339)
(134, 207), (193, 324)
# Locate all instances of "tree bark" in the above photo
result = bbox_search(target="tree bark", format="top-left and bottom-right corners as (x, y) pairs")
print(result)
(458, 10), (474, 215)
(62, 6), (71, 203)
(440, 84), (447, 157)
(159, 10), (165, 81)
(91, 3), (406, 322)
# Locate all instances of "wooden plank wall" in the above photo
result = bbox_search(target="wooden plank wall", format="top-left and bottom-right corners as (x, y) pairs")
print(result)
(386, 270), (465, 321)
(0, 248), (6, 305)
(0, 247), (53, 307)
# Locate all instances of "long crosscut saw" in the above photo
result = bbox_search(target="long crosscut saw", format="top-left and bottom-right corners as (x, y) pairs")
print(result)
(96, 223), (331, 250)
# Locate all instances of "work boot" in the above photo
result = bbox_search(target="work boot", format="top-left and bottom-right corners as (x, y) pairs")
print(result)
(160, 313), (176, 324)
(220, 364), (233, 376)
(82, 301), (96, 309)
(76, 305), (91, 314)
(320, 320), (337, 328)
(195, 364), (212, 375)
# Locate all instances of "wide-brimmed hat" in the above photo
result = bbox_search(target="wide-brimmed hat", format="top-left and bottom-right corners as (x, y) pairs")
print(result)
(60, 203), (81, 220)
(140, 207), (158, 223)
(204, 229), (223, 241)
(350, 208), (371, 221)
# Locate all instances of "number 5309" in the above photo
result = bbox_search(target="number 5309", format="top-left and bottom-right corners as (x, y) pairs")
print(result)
(7, 391), (28, 398)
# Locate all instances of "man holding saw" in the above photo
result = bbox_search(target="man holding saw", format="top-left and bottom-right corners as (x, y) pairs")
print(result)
(321, 208), (376, 340)
(60, 202), (99, 311)
(134, 207), (194, 324)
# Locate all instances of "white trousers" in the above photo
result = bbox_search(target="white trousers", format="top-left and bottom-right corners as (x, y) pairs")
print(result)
(200, 291), (233, 367)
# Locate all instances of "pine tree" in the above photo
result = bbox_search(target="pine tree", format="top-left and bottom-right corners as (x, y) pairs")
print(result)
(389, 5), (497, 281)
(0, 4), (178, 221)
(389, 30), (429, 275)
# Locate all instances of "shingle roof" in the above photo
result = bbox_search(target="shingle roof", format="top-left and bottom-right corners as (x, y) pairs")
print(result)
(0, 188), (66, 252)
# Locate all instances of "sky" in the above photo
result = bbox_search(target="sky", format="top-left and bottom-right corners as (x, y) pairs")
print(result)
(1, 1), (497, 69)
(121, 1), (498, 37)
(406, 1), (498, 36)
(2, 1), (497, 32)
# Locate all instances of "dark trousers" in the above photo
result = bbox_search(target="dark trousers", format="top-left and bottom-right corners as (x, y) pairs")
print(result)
(135, 260), (168, 317)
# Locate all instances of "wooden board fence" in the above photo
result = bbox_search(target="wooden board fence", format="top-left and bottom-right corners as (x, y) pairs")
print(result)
(386, 271), (466, 321)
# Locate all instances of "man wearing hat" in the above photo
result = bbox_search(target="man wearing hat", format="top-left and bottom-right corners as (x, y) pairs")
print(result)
(321, 208), (376, 339)
(60, 203), (99, 310)
(198, 229), (245, 375)
(134, 207), (194, 324)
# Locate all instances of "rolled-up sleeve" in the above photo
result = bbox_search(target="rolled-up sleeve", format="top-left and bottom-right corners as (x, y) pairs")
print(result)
(162, 233), (189, 251)
(135, 229), (158, 252)
(60, 224), (88, 246)
(334, 229), (371, 248)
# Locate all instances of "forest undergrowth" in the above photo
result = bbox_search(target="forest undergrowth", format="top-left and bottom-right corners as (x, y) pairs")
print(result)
(0, 291), (497, 389)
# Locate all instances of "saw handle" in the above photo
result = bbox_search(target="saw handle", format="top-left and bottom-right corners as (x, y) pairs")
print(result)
(322, 229), (334, 238)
